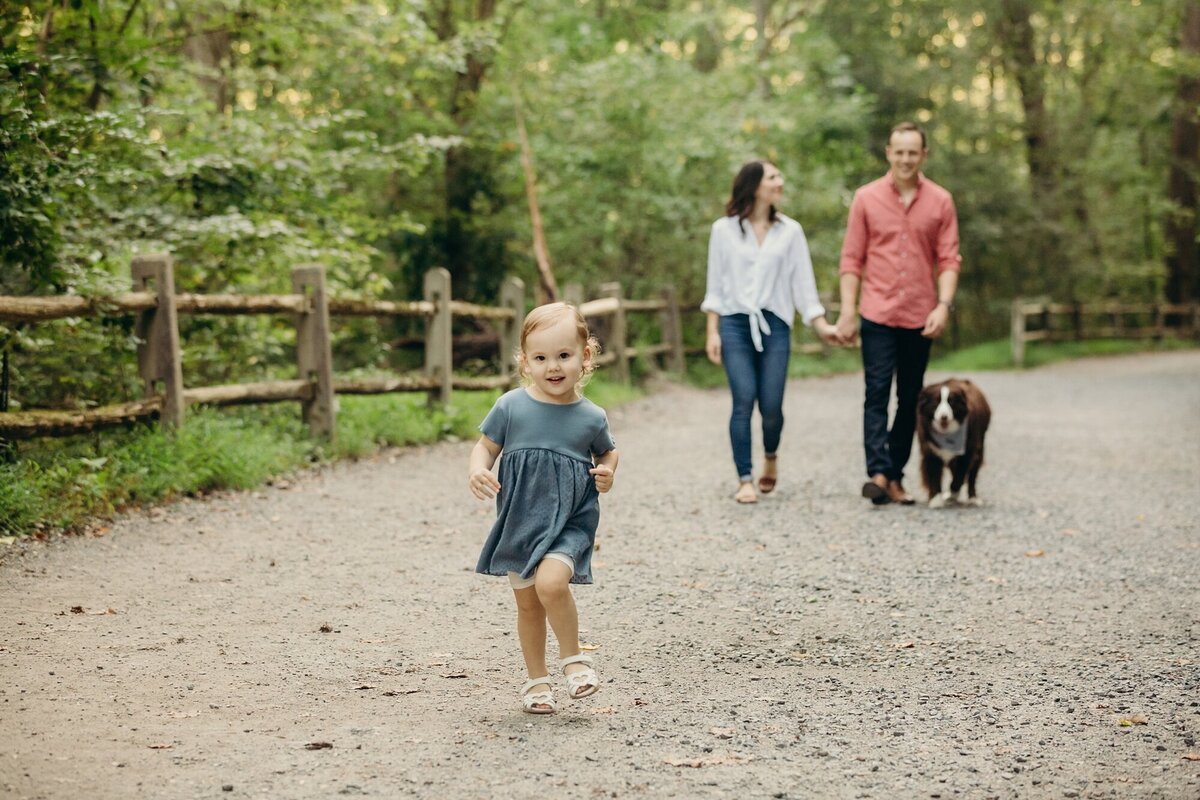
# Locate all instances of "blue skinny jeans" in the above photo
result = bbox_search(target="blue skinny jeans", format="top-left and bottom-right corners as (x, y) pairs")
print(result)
(719, 311), (790, 482)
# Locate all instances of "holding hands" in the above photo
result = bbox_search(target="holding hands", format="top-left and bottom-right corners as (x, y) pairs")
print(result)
(812, 315), (842, 346)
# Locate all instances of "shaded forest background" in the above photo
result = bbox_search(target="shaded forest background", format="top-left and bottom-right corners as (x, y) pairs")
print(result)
(2, 0), (1198, 412)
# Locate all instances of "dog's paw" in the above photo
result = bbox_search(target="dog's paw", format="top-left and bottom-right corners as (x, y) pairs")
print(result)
(928, 492), (952, 509)
(965, 496), (984, 507)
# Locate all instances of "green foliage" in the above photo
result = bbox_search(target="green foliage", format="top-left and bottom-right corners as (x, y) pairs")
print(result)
(1, 0), (1193, 533)
(930, 335), (1199, 372)
(0, 406), (315, 535)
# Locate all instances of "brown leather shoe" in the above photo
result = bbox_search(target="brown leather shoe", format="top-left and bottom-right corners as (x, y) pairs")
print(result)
(885, 479), (916, 505)
(861, 474), (890, 505)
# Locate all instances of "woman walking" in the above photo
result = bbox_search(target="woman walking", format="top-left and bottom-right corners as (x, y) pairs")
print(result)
(702, 160), (837, 504)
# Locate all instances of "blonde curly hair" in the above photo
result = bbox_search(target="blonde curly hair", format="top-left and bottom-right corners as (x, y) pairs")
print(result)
(515, 302), (602, 395)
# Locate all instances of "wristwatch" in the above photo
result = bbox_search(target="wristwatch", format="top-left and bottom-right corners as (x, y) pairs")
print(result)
(937, 299), (955, 312)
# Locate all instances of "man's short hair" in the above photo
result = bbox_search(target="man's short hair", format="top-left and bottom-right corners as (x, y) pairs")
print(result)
(889, 121), (926, 149)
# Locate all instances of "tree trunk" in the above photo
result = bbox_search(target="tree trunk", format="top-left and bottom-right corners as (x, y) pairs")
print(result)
(1166, 0), (1200, 304)
(440, 0), (500, 300)
(998, 0), (1072, 298)
(511, 85), (558, 304)
(755, 0), (771, 99)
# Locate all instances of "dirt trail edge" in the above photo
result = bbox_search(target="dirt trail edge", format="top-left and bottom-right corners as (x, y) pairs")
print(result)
(2, 351), (1198, 800)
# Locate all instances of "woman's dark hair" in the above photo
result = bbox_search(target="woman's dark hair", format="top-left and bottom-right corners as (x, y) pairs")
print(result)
(724, 159), (777, 235)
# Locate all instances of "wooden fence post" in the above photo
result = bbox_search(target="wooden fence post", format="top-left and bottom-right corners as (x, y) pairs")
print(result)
(599, 281), (628, 383)
(1010, 297), (1026, 368)
(424, 267), (453, 406)
(292, 265), (336, 440)
(562, 283), (583, 308)
(131, 254), (184, 430)
(498, 276), (525, 380)
(660, 284), (685, 377)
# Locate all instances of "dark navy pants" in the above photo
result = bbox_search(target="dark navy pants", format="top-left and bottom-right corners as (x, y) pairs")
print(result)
(860, 317), (931, 481)
(719, 311), (790, 481)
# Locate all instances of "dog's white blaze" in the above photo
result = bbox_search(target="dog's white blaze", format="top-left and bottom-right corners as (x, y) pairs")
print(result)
(933, 385), (960, 434)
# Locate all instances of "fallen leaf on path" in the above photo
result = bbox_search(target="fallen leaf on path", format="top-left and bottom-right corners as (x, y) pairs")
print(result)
(70, 606), (84, 614)
(318, 624), (334, 633)
(581, 643), (600, 651)
(1025, 549), (1045, 558)
(709, 727), (735, 739)
(632, 697), (648, 706)
(892, 641), (915, 649)
(1118, 714), (1148, 726)
(304, 742), (333, 750)
(1182, 752), (1200, 761)
(87, 608), (116, 615)
(147, 743), (173, 749)
(353, 685), (376, 690)
(441, 672), (468, 679)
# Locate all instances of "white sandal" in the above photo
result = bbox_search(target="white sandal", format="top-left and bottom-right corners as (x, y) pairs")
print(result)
(521, 676), (555, 715)
(560, 653), (599, 699)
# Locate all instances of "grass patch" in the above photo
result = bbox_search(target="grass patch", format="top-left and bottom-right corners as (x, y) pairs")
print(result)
(0, 375), (643, 539)
(683, 334), (1198, 390)
(931, 335), (1198, 372)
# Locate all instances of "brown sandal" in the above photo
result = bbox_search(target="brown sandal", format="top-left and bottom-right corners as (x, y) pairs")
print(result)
(758, 456), (777, 494)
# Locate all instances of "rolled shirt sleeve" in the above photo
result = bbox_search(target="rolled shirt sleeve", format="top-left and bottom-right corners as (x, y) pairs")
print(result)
(838, 190), (868, 278)
(700, 221), (730, 315)
(937, 194), (962, 275)
(788, 222), (826, 326)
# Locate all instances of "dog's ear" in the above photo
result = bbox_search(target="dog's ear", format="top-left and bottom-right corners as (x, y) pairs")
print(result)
(917, 385), (937, 416)
(948, 385), (969, 417)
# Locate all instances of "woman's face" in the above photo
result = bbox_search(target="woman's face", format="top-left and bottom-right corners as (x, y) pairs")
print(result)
(755, 163), (784, 206)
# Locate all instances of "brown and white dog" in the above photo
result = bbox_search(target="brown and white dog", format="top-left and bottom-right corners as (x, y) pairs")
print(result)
(915, 379), (991, 508)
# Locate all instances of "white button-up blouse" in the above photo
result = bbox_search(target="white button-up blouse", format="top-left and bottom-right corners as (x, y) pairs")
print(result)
(700, 213), (827, 352)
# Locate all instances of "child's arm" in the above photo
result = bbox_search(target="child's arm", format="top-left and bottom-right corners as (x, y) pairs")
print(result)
(468, 436), (503, 500)
(589, 448), (619, 493)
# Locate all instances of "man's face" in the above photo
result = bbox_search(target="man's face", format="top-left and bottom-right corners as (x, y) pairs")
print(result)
(885, 131), (927, 183)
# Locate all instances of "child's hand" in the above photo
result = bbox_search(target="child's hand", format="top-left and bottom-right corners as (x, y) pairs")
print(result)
(589, 464), (615, 493)
(469, 468), (500, 500)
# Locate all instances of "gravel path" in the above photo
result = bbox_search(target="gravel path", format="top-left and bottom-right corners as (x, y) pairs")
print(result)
(2, 351), (1198, 800)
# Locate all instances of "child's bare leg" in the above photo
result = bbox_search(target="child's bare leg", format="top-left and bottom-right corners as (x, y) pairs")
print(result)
(512, 586), (552, 705)
(533, 559), (591, 684)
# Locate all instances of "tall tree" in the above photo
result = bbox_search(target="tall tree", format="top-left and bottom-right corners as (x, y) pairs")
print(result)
(1166, 0), (1200, 304)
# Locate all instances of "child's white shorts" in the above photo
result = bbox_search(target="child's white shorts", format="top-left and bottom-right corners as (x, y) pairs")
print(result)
(507, 553), (575, 589)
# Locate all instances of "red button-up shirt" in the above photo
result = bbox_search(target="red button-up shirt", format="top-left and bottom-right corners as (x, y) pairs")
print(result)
(838, 172), (961, 329)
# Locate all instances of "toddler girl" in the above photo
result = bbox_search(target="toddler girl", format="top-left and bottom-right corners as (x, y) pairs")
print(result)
(468, 302), (619, 714)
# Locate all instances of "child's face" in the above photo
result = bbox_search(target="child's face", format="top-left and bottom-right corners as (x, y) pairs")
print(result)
(522, 316), (590, 403)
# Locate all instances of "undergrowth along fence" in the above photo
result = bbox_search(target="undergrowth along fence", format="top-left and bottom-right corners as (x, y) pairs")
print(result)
(0, 255), (685, 443)
(1010, 298), (1200, 366)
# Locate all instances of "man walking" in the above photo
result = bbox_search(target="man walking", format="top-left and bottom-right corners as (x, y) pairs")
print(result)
(836, 122), (961, 505)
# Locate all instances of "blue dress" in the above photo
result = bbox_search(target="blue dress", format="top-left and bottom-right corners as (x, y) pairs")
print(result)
(475, 389), (616, 585)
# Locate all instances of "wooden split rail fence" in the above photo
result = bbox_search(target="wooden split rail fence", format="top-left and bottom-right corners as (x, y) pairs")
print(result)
(0, 255), (685, 442)
(1010, 297), (1200, 367)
